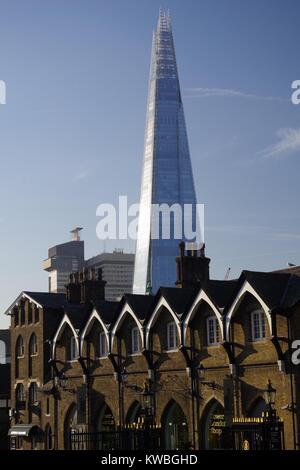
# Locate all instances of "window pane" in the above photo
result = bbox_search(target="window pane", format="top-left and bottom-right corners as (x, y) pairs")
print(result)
(167, 322), (176, 349)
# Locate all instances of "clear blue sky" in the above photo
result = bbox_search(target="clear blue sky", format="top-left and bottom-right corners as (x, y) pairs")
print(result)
(1, 0), (300, 327)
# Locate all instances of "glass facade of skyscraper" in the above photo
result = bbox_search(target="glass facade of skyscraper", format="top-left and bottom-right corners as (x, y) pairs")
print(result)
(133, 10), (198, 294)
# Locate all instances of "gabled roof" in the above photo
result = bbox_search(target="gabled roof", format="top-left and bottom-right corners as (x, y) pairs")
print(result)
(24, 291), (66, 309)
(92, 300), (120, 325)
(242, 271), (292, 309)
(223, 270), (300, 312)
(204, 280), (239, 311)
(120, 294), (155, 321)
(4, 291), (66, 315)
(63, 303), (93, 332)
(279, 275), (300, 309)
(154, 287), (197, 317)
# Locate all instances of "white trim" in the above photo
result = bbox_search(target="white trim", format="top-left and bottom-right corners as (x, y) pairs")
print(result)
(183, 290), (224, 345)
(52, 314), (80, 359)
(225, 281), (271, 340)
(111, 303), (144, 351)
(5, 292), (43, 315)
(145, 296), (181, 349)
(80, 308), (109, 352)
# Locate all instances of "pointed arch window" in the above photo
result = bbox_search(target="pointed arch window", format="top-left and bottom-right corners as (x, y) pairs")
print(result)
(29, 382), (38, 405)
(16, 336), (24, 358)
(16, 383), (25, 403)
(29, 333), (38, 356)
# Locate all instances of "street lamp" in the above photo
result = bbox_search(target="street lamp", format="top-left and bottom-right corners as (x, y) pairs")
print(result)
(264, 379), (276, 412)
(141, 381), (154, 418)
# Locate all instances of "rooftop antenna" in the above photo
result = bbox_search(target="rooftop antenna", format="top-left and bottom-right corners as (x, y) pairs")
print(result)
(224, 267), (231, 280)
(70, 227), (83, 241)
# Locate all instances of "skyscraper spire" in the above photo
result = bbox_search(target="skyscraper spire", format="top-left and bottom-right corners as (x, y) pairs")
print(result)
(133, 10), (199, 295)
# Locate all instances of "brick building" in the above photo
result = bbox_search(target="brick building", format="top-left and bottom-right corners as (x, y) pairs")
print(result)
(0, 329), (10, 449)
(6, 246), (300, 450)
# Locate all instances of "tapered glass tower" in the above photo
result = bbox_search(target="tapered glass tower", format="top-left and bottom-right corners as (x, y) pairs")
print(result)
(133, 10), (198, 294)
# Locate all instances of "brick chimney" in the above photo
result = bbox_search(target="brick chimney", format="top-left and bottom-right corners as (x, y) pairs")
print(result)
(175, 241), (210, 288)
(66, 268), (106, 303)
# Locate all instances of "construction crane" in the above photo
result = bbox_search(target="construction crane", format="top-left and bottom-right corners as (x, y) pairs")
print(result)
(224, 267), (231, 280)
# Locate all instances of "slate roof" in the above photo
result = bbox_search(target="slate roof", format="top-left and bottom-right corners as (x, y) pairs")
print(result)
(155, 287), (197, 317)
(241, 271), (293, 309)
(121, 294), (155, 321)
(93, 300), (120, 325)
(63, 303), (94, 332)
(204, 280), (239, 310)
(24, 291), (66, 309)
(222, 271), (300, 312)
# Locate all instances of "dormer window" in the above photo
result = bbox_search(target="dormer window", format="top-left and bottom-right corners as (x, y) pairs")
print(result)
(69, 336), (77, 361)
(166, 322), (177, 350)
(99, 332), (108, 357)
(131, 327), (141, 354)
(251, 309), (266, 341)
(206, 316), (220, 346)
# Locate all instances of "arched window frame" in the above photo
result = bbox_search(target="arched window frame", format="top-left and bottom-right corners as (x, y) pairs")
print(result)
(16, 383), (25, 402)
(29, 333), (38, 356)
(29, 382), (38, 405)
(16, 336), (24, 358)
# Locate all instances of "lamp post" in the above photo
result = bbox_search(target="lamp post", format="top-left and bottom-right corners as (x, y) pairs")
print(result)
(140, 380), (156, 450)
(263, 379), (276, 419)
(140, 380), (154, 420)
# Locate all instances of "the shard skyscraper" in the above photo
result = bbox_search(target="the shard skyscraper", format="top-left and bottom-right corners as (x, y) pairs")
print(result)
(133, 10), (199, 295)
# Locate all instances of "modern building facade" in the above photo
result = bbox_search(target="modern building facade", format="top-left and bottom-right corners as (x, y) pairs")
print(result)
(43, 228), (84, 294)
(5, 246), (300, 450)
(85, 250), (134, 301)
(44, 231), (134, 301)
(133, 10), (199, 295)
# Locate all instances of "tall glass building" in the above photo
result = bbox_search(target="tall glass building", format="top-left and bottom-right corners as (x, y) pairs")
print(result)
(133, 10), (199, 295)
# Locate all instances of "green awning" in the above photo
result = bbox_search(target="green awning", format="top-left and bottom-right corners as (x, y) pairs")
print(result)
(8, 425), (39, 437)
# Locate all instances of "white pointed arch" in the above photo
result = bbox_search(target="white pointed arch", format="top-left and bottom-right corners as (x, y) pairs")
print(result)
(183, 289), (224, 345)
(52, 314), (80, 359)
(145, 296), (181, 349)
(111, 303), (144, 350)
(225, 281), (271, 340)
(80, 308), (109, 352)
